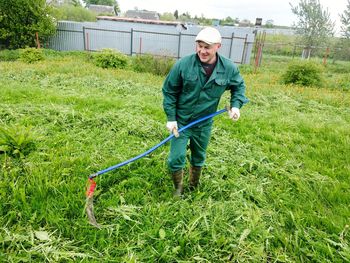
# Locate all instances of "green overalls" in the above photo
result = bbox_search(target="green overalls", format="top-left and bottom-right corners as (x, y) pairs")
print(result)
(162, 53), (248, 172)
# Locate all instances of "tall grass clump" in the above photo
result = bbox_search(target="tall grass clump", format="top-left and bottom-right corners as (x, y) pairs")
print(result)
(281, 60), (323, 87)
(0, 126), (36, 158)
(92, 48), (128, 69)
(19, 47), (44, 63)
(0, 49), (20, 61)
(132, 54), (175, 76)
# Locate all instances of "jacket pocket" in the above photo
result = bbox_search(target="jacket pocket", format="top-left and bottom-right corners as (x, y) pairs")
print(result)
(206, 78), (227, 98)
(182, 74), (198, 93)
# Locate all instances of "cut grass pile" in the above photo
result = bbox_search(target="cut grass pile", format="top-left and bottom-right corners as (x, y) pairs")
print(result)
(0, 52), (349, 262)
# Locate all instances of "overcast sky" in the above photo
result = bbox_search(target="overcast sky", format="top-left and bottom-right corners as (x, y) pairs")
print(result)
(117, 0), (348, 34)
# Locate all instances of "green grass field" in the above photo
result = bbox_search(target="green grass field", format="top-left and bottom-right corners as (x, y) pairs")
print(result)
(0, 52), (349, 262)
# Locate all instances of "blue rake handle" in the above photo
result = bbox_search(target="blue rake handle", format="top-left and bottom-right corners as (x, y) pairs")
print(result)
(89, 108), (228, 179)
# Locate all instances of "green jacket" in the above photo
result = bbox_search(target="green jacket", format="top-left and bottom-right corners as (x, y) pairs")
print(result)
(162, 53), (249, 126)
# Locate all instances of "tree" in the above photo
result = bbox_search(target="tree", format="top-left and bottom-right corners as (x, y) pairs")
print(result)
(174, 10), (179, 20)
(290, 0), (334, 58)
(220, 16), (234, 26)
(0, 0), (56, 49)
(334, 0), (350, 61)
(51, 4), (96, 22)
(160, 12), (176, 21)
(265, 19), (274, 28)
(84, 0), (116, 6)
(340, 0), (350, 39)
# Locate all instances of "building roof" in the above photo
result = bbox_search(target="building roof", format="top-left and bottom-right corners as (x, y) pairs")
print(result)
(96, 16), (182, 27)
(125, 10), (159, 20)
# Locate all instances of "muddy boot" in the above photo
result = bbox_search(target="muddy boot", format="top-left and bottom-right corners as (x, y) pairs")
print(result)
(171, 169), (184, 197)
(189, 166), (202, 190)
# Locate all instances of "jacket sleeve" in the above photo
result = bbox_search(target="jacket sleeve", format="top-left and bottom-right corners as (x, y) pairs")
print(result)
(228, 66), (249, 108)
(162, 61), (182, 121)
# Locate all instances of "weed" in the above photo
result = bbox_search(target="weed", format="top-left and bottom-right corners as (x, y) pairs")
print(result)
(0, 126), (36, 158)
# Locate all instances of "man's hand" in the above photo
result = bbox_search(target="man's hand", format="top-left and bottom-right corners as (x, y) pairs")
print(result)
(229, 107), (240, 121)
(166, 121), (178, 133)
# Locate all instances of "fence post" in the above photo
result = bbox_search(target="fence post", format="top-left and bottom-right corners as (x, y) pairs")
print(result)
(83, 27), (86, 51)
(323, 47), (330, 65)
(35, 32), (41, 49)
(130, 28), (133, 56)
(86, 32), (90, 51)
(241, 34), (248, 64)
(177, 32), (182, 59)
(229, 32), (234, 60)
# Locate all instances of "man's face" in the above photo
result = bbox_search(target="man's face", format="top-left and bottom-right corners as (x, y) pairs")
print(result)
(196, 41), (221, 64)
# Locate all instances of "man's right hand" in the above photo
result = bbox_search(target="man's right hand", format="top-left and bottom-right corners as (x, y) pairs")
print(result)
(166, 121), (178, 133)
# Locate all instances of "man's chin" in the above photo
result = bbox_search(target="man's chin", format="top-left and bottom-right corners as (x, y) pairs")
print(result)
(199, 57), (208, 63)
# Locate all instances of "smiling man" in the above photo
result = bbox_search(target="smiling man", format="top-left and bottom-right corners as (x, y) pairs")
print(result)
(162, 27), (249, 197)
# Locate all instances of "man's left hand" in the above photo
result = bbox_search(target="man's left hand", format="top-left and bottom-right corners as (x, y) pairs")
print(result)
(229, 107), (240, 121)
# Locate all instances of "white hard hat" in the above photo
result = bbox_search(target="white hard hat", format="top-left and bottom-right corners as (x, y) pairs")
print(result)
(195, 27), (222, 45)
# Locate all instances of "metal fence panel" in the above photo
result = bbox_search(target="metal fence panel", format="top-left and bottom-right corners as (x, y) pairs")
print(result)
(48, 20), (255, 64)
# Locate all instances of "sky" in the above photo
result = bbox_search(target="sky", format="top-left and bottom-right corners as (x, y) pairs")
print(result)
(117, 0), (348, 35)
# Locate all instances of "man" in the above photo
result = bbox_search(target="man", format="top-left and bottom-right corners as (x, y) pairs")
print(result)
(162, 27), (249, 196)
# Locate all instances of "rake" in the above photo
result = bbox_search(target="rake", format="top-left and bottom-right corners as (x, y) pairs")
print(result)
(85, 108), (228, 228)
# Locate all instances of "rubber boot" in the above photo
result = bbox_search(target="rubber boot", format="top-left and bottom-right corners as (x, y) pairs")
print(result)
(171, 169), (184, 197)
(189, 166), (202, 190)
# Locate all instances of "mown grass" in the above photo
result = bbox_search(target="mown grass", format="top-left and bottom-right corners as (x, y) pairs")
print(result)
(0, 52), (349, 262)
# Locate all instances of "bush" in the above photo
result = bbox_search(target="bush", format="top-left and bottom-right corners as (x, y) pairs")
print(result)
(132, 54), (175, 76)
(281, 60), (323, 86)
(19, 47), (44, 63)
(0, 49), (20, 61)
(93, 49), (128, 69)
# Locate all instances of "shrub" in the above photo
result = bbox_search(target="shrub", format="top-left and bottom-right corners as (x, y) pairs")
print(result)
(0, 49), (20, 61)
(19, 47), (44, 63)
(93, 49), (128, 69)
(132, 54), (175, 76)
(281, 60), (323, 86)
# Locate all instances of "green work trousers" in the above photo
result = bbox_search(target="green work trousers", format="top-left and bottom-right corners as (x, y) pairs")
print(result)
(168, 123), (213, 172)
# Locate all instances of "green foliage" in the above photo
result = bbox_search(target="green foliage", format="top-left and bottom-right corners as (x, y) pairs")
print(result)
(333, 38), (350, 61)
(238, 64), (254, 74)
(131, 54), (175, 76)
(0, 126), (36, 158)
(83, 0), (117, 6)
(19, 48), (44, 63)
(0, 49), (20, 61)
(340, 0), (350, 38)
(290, 0), (334, 48)
(0, 51), (349, 262)
(159, 12), (176, 21)
(0, 0), (56, 49)
(92, 48), (128, 69)
(282, 60), (323, 86)
(51, 4), (96, 22)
